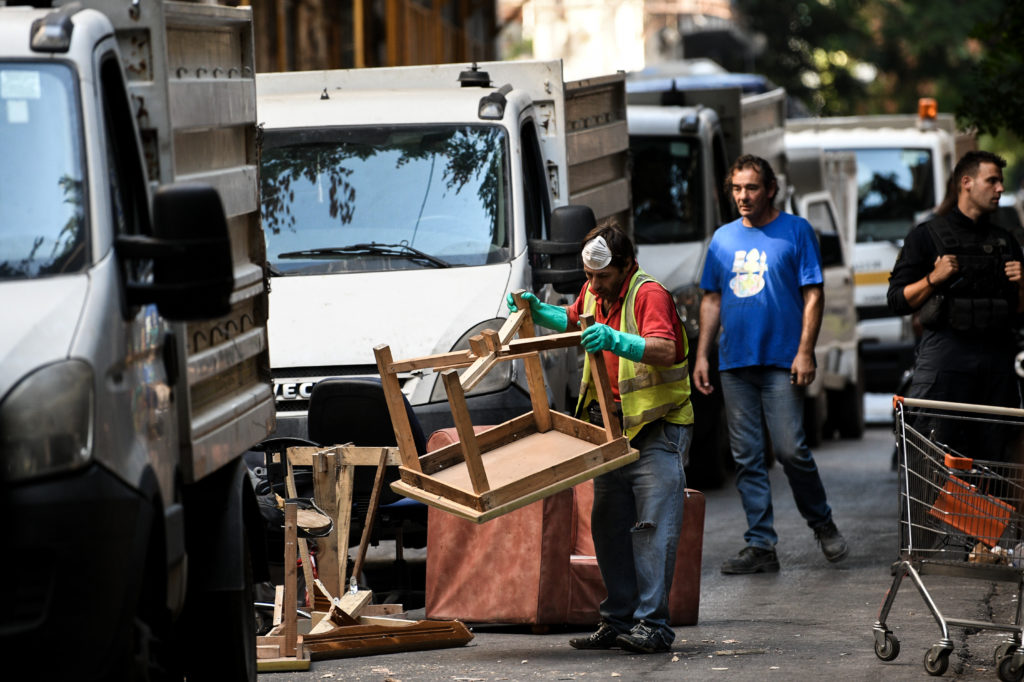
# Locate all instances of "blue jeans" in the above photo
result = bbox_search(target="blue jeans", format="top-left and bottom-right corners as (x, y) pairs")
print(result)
(720, 367), (832, 550)
(591, 419), (692, 644)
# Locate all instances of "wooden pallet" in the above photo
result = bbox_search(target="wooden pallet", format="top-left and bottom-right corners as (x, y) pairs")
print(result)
(375, 294), (638, 523)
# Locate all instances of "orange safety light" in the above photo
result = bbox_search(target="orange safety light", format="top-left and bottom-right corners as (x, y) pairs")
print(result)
(918, 97), (938, 129)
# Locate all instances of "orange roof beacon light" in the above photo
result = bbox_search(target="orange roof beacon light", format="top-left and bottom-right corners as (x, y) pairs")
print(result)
(918, 97), (938, 130)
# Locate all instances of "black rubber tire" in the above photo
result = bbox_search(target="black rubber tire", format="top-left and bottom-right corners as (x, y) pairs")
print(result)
(804, 391), (825, 448)
(999, 654), (1024, 682)
(827, 376), (865, 440)
(874, 633), (900, 661)
(996, 643), (1018, 667)
(924, 647), (950, 676)
(179, 536), (257, 681)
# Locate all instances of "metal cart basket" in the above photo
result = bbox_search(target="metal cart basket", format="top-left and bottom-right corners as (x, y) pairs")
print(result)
(874, 396), (1024, 680)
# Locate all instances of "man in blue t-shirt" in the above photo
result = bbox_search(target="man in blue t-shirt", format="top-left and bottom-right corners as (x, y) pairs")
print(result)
(694, 154), (848, 574)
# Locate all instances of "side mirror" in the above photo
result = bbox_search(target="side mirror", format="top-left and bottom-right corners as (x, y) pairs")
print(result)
(116, 183), (234, 321)
(528, 204), (594, 294)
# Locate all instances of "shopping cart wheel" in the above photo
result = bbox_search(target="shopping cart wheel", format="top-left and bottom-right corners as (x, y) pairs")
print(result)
(923, 645), (951, 676)
(874, 632), (900, 661)
(998, 652), (1024, 682)
(995, 642), (1018, 667)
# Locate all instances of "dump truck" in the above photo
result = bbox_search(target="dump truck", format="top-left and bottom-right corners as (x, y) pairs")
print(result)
(256, 60), (630, 438)
(0, 1), (272, 677)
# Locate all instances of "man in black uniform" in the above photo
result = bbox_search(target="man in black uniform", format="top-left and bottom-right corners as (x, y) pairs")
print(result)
(887, 150), (1024, 460)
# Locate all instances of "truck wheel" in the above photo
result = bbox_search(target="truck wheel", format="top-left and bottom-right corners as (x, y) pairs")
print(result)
(827, 370), (865, 439)
(803, 391), (825, 448)
(686, 404), (732, 489)
(179, 535), (257, 681)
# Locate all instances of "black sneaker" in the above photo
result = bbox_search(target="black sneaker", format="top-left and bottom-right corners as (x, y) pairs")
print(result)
(569, 621), (621, 650)
(721, 546), (780, 574)
(814, 520), (849, 563)
(615, 621), (672, 654)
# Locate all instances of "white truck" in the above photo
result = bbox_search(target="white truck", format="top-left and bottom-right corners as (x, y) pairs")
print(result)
(255, 60), (630, 438)
(625, 79), (861, 485)
(786, 103), (964, 395)
(0, 1), (272, 677)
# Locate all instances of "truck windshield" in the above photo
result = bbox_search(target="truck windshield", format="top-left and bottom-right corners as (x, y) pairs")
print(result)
(630, 136), (703, 244)
(0, 63), (87, 280)
(847, 148), (935, 243)
(260, 124), (510, 275)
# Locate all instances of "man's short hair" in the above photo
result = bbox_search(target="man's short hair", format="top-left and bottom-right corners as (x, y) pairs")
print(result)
(936, 149), (1007, 215)
(724, 154), (779, 203)
(583, 217), (635, 270)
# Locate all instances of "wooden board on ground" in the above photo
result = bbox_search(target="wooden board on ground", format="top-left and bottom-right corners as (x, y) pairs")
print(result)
(302, 619), (474, 660)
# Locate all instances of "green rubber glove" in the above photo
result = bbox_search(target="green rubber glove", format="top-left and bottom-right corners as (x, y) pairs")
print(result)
(581, 323), (646, 362)
(506, 292), (568, 332)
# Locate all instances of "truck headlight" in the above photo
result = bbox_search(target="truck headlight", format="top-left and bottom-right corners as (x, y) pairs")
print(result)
(430, 319), (513, 401)
(2, 360), (94, 481)
(672, 284), (702, 340)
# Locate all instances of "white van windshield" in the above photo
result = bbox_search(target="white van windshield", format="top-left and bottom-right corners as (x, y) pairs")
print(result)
(848, 148), (935, 243)
(0, 63), (87, 280)
(260, 124), (510, 275)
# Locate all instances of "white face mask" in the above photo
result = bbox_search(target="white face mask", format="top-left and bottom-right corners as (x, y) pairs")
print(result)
(582, 236), (612, 270)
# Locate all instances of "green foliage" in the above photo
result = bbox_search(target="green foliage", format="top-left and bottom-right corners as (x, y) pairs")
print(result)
(956, 2), (1024, 141)
(734, 0), (874, 116)
(735, 0), (1016, 121)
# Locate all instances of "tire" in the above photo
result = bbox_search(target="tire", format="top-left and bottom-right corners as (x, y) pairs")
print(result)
(924, 647), (951, 676)
(874, 632), (900, 661)
(178, 535), (257, 681)
(999, 653), (1024, 682)
(803, 391), (825, 448)
(686, 402), (732, 490)
(829, 367), (866, 439)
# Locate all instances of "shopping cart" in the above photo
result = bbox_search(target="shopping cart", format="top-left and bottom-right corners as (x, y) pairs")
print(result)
(873, 396), (1024, 680)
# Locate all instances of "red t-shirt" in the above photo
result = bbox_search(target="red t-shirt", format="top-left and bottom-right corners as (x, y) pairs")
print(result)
(566, 265), (686, 400)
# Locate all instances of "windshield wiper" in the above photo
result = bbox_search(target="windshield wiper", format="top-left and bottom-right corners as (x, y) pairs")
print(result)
(277, 241), (451, 268)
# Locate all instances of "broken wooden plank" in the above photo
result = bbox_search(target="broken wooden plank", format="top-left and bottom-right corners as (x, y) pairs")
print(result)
(286, 445), (402, 468)
(352, 447), (390, 583)
(282, 502), (298, 657)
(302, 619), (474, 660)
(311, 453), (340, 599)
(336, 588), (373, 618)
(255, 637), (310, 672)
(361, 603), (406, 617)
(497, 304), (528, 344)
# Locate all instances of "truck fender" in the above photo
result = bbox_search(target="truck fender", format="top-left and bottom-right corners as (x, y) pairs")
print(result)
(181, 458), (269, 594)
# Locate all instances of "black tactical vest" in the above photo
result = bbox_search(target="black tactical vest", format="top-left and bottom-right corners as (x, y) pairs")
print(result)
(919, 218), (1017, 333)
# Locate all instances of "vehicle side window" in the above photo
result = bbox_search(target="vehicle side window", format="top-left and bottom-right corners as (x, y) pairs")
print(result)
(521, 120), (550, 242)
(805, 200), (844, 267)
(99, 53), (150, 240)
(712, 134), (733, 224)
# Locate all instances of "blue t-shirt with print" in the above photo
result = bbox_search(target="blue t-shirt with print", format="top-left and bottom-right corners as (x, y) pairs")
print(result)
(699, 212), (823, 371)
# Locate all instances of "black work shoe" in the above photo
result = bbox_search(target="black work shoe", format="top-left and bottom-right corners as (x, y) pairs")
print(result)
(569, 621), (621, 650)
(615, 621), (672, 654)
(814, 520), (849, 563)
(721, 546), (780, 574)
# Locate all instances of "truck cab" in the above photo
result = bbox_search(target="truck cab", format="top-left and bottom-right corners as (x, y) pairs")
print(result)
(1, 2), (271, 676)
(256, 61), (629, 437)
(786, 105), (960, 394)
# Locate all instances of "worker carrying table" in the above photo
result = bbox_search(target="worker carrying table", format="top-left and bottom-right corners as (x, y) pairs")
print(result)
(509, 217), (693, 654)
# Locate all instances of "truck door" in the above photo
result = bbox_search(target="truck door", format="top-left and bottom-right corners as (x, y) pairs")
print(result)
(97, 46), (180, 487)
(802, 193), (857, 390)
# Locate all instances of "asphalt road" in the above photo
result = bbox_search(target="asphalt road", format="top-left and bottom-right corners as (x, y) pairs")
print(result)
(264, 425), (1024, 681)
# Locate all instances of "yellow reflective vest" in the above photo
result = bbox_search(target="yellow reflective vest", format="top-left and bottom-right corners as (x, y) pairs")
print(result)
(575, 268), (693, 440)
